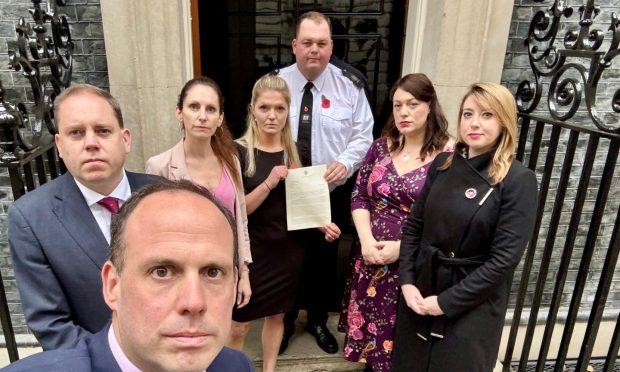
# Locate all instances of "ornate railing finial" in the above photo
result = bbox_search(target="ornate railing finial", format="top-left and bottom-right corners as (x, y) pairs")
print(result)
(515, 0), (620, 134)
(1, 0), (73, 160)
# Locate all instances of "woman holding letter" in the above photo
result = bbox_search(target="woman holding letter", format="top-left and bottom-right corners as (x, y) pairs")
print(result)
(230, 74), (340, 372)
(392, 82), (538, 371)
(338, 73), (451, 372)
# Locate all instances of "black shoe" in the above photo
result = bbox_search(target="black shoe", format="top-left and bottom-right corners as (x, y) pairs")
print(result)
(304, 324), (338, 354)
(279, 322), (295, 355)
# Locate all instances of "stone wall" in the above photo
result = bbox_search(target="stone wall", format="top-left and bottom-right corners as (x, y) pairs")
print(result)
(501, 0), (620, 318)
(0, 0), (107, 337)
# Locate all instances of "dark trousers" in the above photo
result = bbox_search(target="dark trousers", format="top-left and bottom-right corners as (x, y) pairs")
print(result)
(285, 176), (356, 328)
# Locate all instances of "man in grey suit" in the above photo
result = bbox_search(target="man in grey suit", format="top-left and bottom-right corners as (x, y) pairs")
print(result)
(3, 180), (253, 371)
(8, 84), (157, 350)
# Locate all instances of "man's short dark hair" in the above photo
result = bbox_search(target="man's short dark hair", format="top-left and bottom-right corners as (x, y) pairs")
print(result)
(108, 179), (239, 273)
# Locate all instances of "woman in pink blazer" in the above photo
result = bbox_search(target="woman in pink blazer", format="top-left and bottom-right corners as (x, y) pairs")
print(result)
(146, 76), (252, 307)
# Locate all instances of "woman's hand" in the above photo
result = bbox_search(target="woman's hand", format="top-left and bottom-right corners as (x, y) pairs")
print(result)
(236, 268), (252, 308)
(420, 295), (444, 316)
(401, 284), (425, 315)
(318, 223), (341, 242)
(360, 237), (383, 265)
(264, 165), (289, 190)
(374, 240), (400, 264)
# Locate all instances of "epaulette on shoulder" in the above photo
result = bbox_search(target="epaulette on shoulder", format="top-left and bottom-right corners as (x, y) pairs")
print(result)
(341, 68), (365, 89)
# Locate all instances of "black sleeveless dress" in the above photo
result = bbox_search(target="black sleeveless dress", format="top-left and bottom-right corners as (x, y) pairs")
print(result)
(233, 145), (306, 321)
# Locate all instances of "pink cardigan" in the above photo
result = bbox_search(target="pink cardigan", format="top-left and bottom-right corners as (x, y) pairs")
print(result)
(145, 140), (252, 268)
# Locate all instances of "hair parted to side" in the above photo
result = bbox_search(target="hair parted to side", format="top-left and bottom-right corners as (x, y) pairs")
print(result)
(440, 82), (517, 184)
(381, 73), (450, 160)
(296, 11), (332, 37)
(236, 74), (301, 177)
(176, 76), (241, 188)
(108, 179), (239, 275)
(54, 84), (124, 128)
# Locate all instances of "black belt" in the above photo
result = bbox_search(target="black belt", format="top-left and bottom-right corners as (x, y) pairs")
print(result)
(415, 247), (487, 342)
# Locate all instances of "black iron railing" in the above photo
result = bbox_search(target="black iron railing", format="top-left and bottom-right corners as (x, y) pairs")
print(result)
(504, 0), (619, 371)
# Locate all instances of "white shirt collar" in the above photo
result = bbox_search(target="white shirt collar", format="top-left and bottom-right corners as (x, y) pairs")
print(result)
(108, 325), (141, 372)
(74, 171), (131, 206)
(293, 64), (328, 92)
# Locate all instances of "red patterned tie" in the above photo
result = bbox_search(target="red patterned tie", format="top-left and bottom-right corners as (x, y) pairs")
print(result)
(97, 197), (120, 214)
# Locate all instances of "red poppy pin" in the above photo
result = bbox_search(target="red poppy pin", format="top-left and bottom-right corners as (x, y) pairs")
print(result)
(321, 95), (330, 109)
(304, 106), (309, 112)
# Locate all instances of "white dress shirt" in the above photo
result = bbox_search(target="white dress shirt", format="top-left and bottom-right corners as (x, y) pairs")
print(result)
(108, 325), (141, 372)
(74, 171), (131, 244)
(279, 63), (374, 186)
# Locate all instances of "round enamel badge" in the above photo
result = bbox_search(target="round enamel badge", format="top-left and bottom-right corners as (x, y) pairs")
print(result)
(465, 188), (477, 199)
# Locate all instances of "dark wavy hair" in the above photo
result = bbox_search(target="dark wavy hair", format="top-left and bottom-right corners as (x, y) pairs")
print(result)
(380, 73), (449, 160)
(177, 76), (241, 188)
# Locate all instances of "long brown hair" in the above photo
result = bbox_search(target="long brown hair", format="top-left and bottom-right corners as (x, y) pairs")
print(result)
(381, 73), (449, 160)
(177, 76), (241, 188)
(439, 82), (517, 184)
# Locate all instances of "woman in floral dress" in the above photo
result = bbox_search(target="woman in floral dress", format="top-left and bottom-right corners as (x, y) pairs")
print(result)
(338, 73), (452, 372)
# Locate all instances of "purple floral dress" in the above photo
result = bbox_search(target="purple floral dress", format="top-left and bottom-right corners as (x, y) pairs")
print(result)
(338, 138), (447, 372)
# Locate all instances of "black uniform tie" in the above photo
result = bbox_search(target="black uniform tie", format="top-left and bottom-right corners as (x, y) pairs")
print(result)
(297, 81), (313, 167)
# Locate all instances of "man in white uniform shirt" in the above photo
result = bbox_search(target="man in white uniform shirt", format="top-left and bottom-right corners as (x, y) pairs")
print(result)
(8, 84), (157, 350)
(278, 11), (374, 354)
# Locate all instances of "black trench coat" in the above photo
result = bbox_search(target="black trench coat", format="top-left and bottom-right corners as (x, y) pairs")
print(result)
(392, 152), (538, 372)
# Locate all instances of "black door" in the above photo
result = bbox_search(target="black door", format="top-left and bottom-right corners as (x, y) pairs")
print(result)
(196, 0), (407, 138)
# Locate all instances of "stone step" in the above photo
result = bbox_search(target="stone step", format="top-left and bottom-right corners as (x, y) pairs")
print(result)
(244, 314), (364, 372)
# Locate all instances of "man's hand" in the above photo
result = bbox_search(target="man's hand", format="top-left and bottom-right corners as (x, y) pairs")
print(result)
(324, 161), (348, 184)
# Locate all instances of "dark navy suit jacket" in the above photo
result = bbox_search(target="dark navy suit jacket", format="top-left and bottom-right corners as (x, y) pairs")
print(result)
(1, 324), (254, 371)
(8, 171), (158, 350)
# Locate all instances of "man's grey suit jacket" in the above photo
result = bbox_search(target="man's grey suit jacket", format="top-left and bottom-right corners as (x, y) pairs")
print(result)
(8, 171), (157, 350)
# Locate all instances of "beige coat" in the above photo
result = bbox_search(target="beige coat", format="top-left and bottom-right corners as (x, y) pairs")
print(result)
(145, 140), (252, 268)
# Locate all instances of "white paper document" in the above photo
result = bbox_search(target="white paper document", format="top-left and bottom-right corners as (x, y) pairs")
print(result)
(285, 164), (331, 231)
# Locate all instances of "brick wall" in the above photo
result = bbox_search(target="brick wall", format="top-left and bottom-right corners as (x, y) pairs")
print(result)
(0, 0), (107, 337)
(501, 0), (620, 318)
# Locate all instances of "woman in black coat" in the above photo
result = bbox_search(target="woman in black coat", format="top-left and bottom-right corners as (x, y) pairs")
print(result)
(392, 82), (538, 371)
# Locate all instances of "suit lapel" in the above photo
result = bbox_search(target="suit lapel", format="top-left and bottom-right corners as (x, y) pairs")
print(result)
(52, 173), (109, 269)
(169, 140), (190, 181)
(88, 324), (122, 372)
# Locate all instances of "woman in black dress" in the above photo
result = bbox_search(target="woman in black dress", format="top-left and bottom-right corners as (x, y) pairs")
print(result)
(229, 74), (341, 372)
(393, 82), (538, 371)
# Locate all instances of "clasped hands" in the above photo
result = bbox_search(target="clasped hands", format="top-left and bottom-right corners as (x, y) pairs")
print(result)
(401, 284), (444, 316)
(360, 238), (400, 265)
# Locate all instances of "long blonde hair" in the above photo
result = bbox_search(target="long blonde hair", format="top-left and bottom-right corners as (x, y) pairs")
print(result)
(236, 74), (301, 177)
(440, 82), (517, 184)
